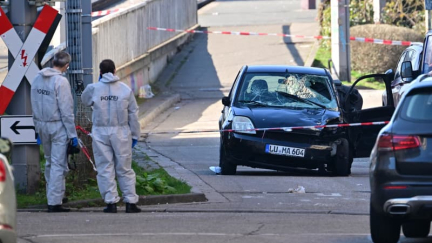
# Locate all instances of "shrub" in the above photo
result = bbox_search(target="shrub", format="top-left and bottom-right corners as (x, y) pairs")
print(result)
(381, 0), (425, 33)
(318, 0), (374, 49)
(350, 24), (423, 74)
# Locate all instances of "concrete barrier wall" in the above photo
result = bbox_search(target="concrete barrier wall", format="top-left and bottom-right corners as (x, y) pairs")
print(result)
(91, 0), (197, 94)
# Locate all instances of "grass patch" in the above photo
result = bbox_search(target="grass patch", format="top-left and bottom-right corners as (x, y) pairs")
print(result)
(16, 149), (191, 208)
(311, 45), (331, 69)
(133, 162), (191, 195)
(312, 44), (386, 90)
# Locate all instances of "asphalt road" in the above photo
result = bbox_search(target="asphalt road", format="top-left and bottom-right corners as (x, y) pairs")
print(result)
(16, 1), (430, 243)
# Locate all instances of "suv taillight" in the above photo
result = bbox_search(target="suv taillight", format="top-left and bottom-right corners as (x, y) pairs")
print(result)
(0, 159), (6, 182)
(378, 134), (421, 151)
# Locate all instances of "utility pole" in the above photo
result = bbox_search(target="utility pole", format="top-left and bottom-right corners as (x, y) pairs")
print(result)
(6, 0), (40, 193)
(82, 0), (93, 87)
(426, 0), (432, 32)
(331, 0), (351, 82)
(373, 0), (386, 24)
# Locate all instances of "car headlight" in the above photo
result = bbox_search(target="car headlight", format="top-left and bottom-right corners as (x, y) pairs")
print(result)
(232, 116), (256, 134)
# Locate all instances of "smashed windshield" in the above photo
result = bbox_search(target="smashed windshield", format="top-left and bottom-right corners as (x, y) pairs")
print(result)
(236, 72), (338, 110)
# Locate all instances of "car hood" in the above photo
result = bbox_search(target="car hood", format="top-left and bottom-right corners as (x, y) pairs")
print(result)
(233, 105), (340, 133)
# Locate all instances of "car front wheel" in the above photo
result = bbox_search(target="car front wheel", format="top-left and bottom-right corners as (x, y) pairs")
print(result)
(332, 138), (351, 176)
(402, 220), (431, 238)
(219, 144), (237, 175)
(370, 203), (401, 243)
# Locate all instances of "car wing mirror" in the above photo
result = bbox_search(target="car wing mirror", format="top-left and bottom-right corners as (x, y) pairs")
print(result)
(222, 96), (231, 106)
(333, 79), (342, 86)
(401, 61), (413, 82)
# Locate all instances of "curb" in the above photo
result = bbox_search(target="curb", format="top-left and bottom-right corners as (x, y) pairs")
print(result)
(138, 94), (181, 129)
(19, 193), (207, 212)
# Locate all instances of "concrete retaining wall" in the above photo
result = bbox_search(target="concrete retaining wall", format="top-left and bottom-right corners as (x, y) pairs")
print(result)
(92, 0), (197, 94)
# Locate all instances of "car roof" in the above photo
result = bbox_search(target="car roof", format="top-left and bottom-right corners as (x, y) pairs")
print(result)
(245, 65), (328, 76)
(406, 43), (423, 52)
(407, 76), (432, 93)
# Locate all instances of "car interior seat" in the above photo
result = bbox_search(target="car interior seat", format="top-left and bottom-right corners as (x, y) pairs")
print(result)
(248, 79), (269, 100)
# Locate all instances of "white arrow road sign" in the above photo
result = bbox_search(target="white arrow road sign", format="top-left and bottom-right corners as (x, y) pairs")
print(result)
(0, 116), (36, 144)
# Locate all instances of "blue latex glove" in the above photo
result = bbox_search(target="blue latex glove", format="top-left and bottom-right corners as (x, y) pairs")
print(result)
(36, 133), (42, 145)
(132, 139), (138, 148)
(71, 137), (78, 147)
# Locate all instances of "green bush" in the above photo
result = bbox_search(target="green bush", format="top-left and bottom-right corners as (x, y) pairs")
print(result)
(318, 0), (374, 49)
(317, 0), (425, 50)
(350, 24), (423, 74)
(381, 0), (425, 33)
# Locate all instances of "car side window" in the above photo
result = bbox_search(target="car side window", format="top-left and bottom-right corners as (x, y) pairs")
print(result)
(410, 50), (420, 71)
(395, 51), (407, 79)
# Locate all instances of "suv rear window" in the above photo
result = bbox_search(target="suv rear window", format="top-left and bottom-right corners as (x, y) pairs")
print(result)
(399, 88), (432, 122)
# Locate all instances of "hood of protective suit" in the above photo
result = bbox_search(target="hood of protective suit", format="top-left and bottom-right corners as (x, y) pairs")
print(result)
(100, 73), (120, 83)
(39, 67), (62, 77)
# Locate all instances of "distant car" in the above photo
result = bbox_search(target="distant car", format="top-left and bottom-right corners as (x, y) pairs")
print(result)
(382, 43), (423, 107)
(219, 65), (395, 176)
(369, 77), (432, 243)
(0, 137), (16, 243)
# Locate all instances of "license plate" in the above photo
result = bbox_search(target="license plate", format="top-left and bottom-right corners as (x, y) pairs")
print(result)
(265, 144), (305, 157)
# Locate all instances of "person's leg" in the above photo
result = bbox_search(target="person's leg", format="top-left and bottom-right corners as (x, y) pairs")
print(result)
(92, 127), (120, 205)
(112, 126), (139, 212)
(47, 122), (69, 206)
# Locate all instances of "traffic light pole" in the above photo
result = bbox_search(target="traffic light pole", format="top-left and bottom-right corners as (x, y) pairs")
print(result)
(7, 0), (40, 193)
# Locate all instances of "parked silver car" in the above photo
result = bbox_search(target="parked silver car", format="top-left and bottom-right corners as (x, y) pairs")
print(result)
(0, 138), (16, 243)
(382, 43), (423, 107)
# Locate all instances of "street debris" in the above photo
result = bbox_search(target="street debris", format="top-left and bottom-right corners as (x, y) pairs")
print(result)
(288, 185), (306, 193)
(209, 166), (221, 174)
(139, 84), (154, 98)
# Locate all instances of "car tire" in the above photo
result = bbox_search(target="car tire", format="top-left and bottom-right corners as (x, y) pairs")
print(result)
(219, 145), (237, 175)
(402, 220), (431, 238)
(332, 138), (351, 176)
(370, 203), (401, 243)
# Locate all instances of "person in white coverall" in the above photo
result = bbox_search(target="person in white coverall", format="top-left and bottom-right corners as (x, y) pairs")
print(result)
(30, 51), (78, 213)
(81, 59), (141, 213)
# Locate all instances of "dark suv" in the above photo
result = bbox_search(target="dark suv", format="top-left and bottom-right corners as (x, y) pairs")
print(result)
(369, 77), (432, 243)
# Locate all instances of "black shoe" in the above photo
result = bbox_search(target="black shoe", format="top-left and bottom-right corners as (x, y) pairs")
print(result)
(125, 203), (141, 213)
(62, 197), (69, 204)
(103, 203), (117, 213)
(48, 205), (71, 213)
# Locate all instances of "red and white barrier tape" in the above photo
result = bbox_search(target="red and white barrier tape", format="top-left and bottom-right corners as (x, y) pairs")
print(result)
(148, 27), (420, 46)
(76, 125), (92, 136)
(143, 121), (390, 135)
(91, 9), (122, 17)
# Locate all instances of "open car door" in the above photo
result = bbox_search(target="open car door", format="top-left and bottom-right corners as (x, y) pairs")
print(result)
(343, 70), (395, 158)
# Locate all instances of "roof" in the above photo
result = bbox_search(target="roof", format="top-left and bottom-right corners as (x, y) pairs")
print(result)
(408, 76), (432, 93)
(245, 65), (328, 76)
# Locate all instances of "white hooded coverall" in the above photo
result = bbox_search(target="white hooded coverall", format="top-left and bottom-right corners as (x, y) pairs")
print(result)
(81, 73), (140, 204)
(31, 68), (77, 206)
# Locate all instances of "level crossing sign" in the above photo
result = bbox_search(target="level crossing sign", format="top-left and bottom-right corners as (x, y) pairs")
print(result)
(0, 116), (36, 144)
(0, 5), (59, 115)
